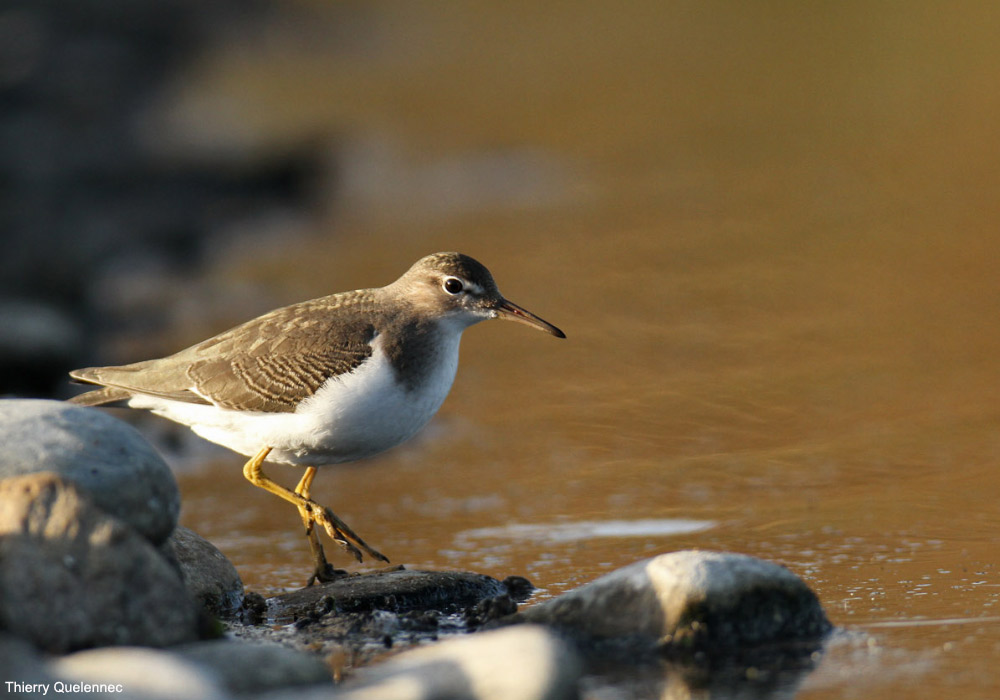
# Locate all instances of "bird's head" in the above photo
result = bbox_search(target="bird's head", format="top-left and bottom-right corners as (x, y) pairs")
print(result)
(394, 252), (566, 338)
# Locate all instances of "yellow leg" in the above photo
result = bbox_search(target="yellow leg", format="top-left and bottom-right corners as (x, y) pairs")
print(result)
(294, 467), (327, 580)
(293, 466), (343, 585)
(293, 465), (316, 499)
(242, 447), (389, 583)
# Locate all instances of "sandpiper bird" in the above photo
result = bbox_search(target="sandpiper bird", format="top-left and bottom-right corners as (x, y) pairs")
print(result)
(69, 252), (564, 584)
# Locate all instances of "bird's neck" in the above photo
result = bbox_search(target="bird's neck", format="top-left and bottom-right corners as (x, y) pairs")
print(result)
(378, 315), (466, 393)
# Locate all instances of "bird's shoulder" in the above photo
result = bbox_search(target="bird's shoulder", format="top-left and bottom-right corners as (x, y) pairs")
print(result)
(194, 289), (381, 353)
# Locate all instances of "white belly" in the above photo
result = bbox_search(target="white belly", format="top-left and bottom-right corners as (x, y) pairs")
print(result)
(129, 335), (461, 466)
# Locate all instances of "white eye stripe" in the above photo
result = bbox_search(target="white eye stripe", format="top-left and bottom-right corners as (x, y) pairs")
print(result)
(442, 277), (484, 295)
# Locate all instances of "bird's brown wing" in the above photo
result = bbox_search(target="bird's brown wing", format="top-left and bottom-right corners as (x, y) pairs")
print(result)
(69, 291), (380, 413)
(188, 333), (375, 412)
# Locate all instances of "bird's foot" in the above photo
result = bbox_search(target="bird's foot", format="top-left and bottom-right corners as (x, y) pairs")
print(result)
(242, 451), (390, 575)
(306, 562), (349, 587)
(309, 502), (390, 564)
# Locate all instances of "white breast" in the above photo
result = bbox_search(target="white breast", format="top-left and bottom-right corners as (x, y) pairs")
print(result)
(130, 333), (463, 466)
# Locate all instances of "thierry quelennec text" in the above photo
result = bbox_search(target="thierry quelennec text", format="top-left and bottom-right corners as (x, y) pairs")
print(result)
(6, 681), (125, 694)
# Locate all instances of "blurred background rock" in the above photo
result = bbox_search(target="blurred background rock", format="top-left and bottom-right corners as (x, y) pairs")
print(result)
(0, 0), (323, 396)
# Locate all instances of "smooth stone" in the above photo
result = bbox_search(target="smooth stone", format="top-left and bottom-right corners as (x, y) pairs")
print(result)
(334, 625), (580, 700)
(0, 634), (58, 694)
(0, 399), (179, 544)
(173, 639), (333, 694)
(514, 550), (831, 654)
(0, 473), (200, 652)
(165, 526), (244, 616)
(51, 647), (228, 700)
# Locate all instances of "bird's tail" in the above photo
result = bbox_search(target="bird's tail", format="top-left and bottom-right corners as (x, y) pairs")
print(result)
(67, 386), (132, 407)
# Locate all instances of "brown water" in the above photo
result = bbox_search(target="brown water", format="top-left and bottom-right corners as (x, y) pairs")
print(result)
(163, 2), (1000, 697)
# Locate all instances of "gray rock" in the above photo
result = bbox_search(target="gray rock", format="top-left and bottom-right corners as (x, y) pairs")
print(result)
(174, 639), (332, 694)
(515, 550), (831, 654)
(0, 399), (179, 544)
(165, 526), (244, 616)
(0, 472), (200, 652)
(0, 634), (59, 695)
(336, 625), (580, 700)
(51, 647), (229, 700)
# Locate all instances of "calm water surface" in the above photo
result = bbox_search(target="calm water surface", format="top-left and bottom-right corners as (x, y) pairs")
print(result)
(162, 3), (1000, 697)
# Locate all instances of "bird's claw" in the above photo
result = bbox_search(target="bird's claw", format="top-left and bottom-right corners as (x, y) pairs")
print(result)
(313, 504), (389, 564)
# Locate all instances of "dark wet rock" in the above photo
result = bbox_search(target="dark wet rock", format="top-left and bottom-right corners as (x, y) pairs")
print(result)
(239, 590), (269, 626)
(0, 399), (179, 544)
(226, 568), (528, 669)
(272, 567), (507, 619)
(165, 525), (244, 617)
(463, 594), (518, 627)
(0, 472), (200, 652)
(501, 574), (536, 601)
(333, 625), (581, 700)
(512, 550), (831, 656)
(174, 639), (333, 694)
(278, 606), (441, 658)
(50, 646), (228, 700)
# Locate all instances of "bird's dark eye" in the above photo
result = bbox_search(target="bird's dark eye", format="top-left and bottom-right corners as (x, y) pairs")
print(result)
(443, 277), (464, 294)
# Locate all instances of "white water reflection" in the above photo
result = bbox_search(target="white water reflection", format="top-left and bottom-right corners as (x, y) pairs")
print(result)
(456, 518), (715, 545)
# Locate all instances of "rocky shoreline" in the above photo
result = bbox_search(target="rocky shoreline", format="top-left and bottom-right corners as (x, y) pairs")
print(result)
(0, 400), (832, 699)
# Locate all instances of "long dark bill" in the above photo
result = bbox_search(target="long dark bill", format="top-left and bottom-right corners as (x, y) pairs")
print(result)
(496, 299), (566, 338)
